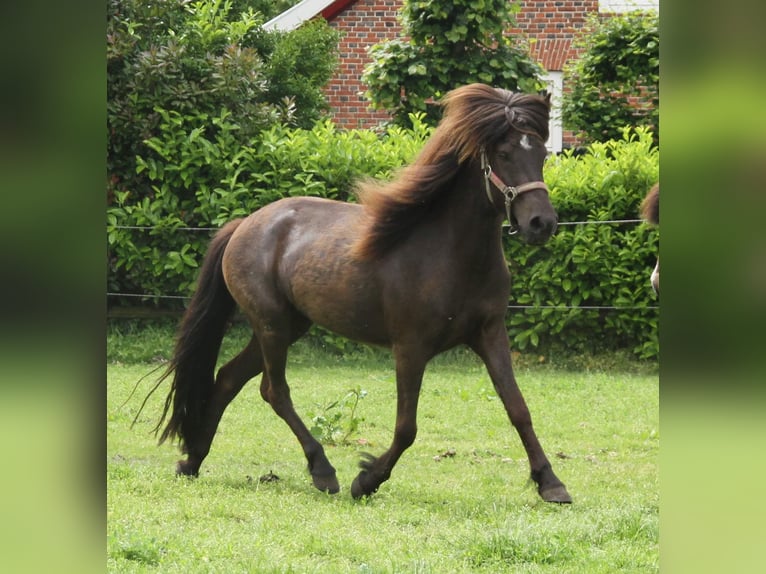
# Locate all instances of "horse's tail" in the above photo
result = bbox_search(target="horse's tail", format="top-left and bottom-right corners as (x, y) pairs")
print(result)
(152, 218), (244, 450)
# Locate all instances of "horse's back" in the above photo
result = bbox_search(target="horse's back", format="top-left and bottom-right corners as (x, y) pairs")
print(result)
(223, 196), (362, 287)
(221, 197), (389, 343)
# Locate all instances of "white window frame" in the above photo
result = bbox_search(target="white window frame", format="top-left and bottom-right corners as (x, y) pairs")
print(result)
(541, 71), (563, 154)
(598, 0), (659, 13)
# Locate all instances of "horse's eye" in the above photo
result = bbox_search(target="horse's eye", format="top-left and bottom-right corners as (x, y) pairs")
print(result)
(496, 151), (510, 160)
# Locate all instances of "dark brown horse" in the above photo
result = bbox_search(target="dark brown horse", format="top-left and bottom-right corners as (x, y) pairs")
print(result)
(641, 183), (660, 293)
(150, 83), (571, 503)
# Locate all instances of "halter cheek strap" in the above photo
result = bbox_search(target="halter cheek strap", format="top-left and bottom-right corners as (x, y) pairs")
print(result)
(480, 149), (549, 235)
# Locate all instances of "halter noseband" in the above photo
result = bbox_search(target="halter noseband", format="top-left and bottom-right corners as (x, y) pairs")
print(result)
(480, 148), (549, 235)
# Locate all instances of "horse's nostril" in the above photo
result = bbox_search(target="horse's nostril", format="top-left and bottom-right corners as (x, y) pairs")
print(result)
(529, 215), (554, 231)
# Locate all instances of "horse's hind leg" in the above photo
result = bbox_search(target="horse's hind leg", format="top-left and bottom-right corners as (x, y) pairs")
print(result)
(258, 326), (340, 494)
(177, 335), (263, 476)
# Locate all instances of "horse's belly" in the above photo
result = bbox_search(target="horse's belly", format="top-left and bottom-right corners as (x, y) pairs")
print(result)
(312, 309), (390, 347)
(288, 267), (390, 346)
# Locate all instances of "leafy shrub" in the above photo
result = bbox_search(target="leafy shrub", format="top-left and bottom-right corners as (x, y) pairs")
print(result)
(505, 127), (659, 359)
(363, 0), (544, 126)
(560, 11), (659, 144)
(107, 0), (339, 201)
(259, 19), (341, 128)
(108, 0), (269, 198)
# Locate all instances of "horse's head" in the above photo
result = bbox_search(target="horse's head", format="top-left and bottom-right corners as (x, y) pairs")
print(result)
(437, 84), (558, 244)
(482, 124), (557, 245)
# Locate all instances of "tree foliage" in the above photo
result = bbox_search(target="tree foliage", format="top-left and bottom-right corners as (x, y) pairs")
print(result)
(561, 11), (659, 144)
(107, 0), (338, 200)
(362, 0), (545, 126)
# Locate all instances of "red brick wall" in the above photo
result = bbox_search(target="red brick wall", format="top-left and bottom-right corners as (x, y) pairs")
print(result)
(324, 0), (402, 129)
(508, 0), (596, 70)
(324, 0), (598, 133)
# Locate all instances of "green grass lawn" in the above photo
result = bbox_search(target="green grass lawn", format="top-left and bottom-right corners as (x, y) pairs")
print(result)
(107, 327), (658, 573)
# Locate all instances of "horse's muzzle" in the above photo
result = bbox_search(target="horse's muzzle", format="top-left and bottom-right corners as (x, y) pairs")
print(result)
(522, 214), (558, 245)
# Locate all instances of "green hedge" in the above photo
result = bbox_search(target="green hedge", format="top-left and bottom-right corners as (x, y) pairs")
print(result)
(505, 127), (658, 359)
(107, 121), (658, 359)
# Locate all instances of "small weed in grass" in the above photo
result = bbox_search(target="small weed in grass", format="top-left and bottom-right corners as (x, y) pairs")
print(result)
(308, 385), (368, 445)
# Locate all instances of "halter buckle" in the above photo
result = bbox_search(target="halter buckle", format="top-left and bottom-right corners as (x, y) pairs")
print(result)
(503, 186), (519, 201)
(479, 149), (548, 236)
(504, 191), (518, 235)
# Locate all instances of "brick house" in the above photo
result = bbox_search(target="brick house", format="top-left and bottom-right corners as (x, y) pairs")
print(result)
(266, 0), (658, 151)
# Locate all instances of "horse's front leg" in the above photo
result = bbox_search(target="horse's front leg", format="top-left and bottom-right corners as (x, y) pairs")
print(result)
(470, 318), (572, 503)
(351, 345), (426, 498)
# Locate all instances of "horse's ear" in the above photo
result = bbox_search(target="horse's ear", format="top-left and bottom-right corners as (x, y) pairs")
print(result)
(542, 90), (552, 106)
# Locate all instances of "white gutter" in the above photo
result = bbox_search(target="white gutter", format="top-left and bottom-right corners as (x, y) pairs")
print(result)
(263, 0), (336, 31)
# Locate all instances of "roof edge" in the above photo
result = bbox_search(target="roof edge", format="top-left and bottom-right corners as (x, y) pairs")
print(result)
(264, 0), (358, 32)
(320, 0), (358, 21)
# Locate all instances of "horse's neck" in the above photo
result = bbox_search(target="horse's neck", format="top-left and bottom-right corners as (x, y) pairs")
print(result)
(430, 166), (506, 261)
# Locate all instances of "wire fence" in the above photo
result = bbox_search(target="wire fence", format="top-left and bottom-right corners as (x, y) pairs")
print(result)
(106, 218), (658, 311)
(110, 219), (644, 232)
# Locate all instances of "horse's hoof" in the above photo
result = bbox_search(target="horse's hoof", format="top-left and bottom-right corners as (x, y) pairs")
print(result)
(312, 473), (340, 494)
(350, 476), (366, 499)
(540, 484), (572, 504)
(350, 475), (378, 499)
(175, 460), (199, 477)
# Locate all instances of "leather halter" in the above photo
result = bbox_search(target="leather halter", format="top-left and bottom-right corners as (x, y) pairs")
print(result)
(480, 149), (549, 235)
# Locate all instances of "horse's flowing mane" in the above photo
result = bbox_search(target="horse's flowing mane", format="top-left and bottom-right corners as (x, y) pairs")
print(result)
(353, 83), (551, 260)
(641, 183), (659, 225)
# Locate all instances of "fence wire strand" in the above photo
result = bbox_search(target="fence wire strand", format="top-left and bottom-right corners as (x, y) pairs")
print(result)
(111, 219), (645, 232)
(108, 217), (657, 311)
(105, 291), (657, 311)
